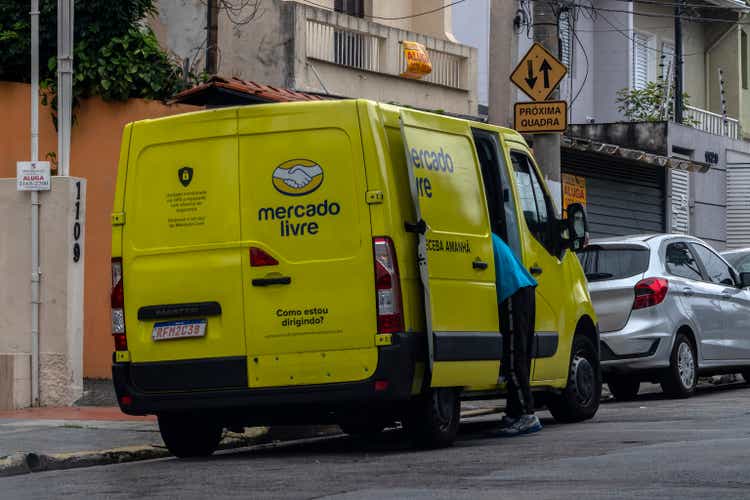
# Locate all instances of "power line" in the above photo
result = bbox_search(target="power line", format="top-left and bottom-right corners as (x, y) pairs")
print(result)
(597, 9), (699, 57)
(611, 0), (749, 11)
(570, 26), (589, 109)
(297, 0), (466, 21)
(570, 2), (749, 24)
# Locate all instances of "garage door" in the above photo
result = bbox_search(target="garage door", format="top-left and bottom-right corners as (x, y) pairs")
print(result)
(562, 149), (666, 239)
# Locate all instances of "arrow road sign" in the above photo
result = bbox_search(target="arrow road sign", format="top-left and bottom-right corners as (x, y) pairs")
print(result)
(510, 43), (568, 102)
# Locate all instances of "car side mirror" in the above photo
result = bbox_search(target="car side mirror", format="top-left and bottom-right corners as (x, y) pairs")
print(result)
(563, 203), (589, 252)
(740, 272), (750, 289)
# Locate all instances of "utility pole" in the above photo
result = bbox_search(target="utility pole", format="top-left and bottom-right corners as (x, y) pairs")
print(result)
(57, 0), (74, 176)
(30, 0), (41, 407)
(489, 0), (518, 127)
(532, 1), (561, 184)
(674, 0), (684, 123)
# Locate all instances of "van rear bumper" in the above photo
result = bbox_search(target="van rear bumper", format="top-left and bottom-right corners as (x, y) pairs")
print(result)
(113, 334), (420, 419)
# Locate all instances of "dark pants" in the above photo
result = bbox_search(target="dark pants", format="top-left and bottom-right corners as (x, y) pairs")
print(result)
(501, 286), (536, 418)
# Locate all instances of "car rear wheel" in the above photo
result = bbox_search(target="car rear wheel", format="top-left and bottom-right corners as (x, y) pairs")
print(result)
(158, 413), (223, 458)
(402, 388), (460, 448)
(547, 335), (601, 423)
(607, 376), (641, 401)
(660, 333), (697, 398)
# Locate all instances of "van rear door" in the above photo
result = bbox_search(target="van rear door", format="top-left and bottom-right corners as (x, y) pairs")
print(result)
(237, 102), (377, 388)
(399, 109), (501, 388)
(122, 109), (248, 390)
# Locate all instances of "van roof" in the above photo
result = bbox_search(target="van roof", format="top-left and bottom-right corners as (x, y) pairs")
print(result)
(128, 99), (525, 143)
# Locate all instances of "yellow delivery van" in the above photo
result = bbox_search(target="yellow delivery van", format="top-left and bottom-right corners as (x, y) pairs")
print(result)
(111, 100), (600, 457)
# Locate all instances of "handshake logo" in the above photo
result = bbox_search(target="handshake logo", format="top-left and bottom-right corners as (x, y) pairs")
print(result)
(272, 159), (324, 196)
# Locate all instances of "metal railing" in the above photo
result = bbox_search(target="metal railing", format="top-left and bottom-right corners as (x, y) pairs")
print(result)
(399, 45), (464, 89)
(684, 105), (741, 140)
(306, 19), (382, 73)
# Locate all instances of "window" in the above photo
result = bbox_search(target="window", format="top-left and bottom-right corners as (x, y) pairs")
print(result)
(334, 0), (364, 17)
(578, 246), (650, 282)
(632, 32), (651, 90)
(473, 131), (522, 258)
(665, 242), (703, 281)
(510, 151), (557, 254)
(725, 253), (750, 274)
(559, 11), (573, 77)
(690, 244), (735, 286)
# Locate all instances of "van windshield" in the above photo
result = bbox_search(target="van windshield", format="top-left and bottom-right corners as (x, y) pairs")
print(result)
(578, 246), (650, 282)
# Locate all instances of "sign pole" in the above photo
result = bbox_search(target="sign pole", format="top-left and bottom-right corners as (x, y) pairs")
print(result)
(30, 0), (41, 407)
(531, 1), (562, 197)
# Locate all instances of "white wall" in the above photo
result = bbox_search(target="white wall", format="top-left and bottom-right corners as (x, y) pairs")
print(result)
(452, 0), (489, 106)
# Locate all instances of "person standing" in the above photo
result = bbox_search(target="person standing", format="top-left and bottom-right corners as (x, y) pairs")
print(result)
(490, 233), (541, 436)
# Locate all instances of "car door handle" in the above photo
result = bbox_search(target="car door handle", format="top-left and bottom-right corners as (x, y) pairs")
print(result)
(683, 287), (694, 297)
(252, 277), (292, 287)
(473, 259), (489, 270)
(529, 266), (543, 276)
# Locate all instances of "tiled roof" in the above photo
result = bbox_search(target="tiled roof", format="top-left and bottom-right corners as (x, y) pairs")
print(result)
(170, 76), (330, 106)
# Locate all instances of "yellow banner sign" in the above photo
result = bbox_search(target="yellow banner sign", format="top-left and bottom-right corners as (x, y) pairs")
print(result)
(401, 41), (432, 80)
(562, 173), (587, 209)
(514, 101), (568, 133)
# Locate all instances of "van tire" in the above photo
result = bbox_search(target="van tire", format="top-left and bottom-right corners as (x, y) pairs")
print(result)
(402, 388), (460, 448)
(158, 414), (223, 458)
(607, 376), (640, 401)
(547, 335), (601, 423)
(660, 333), (697, 398)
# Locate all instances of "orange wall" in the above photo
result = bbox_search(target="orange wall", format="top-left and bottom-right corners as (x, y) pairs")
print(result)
(0, 82), (198, 378)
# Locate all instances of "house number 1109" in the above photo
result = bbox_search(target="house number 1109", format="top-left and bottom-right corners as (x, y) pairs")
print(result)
(73, 181), (81, 263)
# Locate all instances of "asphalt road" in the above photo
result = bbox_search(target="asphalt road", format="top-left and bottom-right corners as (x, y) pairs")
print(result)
(4, 383), (750, 500)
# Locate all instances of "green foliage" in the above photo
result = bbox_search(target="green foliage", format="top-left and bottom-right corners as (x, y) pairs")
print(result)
(0, 0), (191, 120)
(616, 81), (696, 124)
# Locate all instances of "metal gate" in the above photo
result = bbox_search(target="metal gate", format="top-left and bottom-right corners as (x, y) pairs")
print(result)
(727, 163), (750, 248)
(562, 149), (666, 239)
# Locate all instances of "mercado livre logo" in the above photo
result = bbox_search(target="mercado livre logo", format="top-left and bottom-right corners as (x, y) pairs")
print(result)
(272, 159), (324, 196)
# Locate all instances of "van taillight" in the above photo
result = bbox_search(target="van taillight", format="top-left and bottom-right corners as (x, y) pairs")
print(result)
(373, 237), (404, 334)
(633, 278), (669, 310)
(250, 247), (279, 267)
(111, 258), (127, 351)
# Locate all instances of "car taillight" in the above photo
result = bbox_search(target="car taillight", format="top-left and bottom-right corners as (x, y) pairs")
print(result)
(373, 237), (404, 334)
(633, 277), (669, 310)
(250, 247), (279, 267)
(111, 258), (127, 351)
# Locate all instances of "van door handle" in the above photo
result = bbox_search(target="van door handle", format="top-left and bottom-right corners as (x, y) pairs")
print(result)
(473, 259), (489, 270)
(529, 266), (543, 276)
(252, 277), (292, 287)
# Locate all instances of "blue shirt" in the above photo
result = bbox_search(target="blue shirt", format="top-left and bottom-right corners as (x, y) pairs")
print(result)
(492, 233), (537, 303)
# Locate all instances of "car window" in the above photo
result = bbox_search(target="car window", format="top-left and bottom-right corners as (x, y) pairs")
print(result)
(665, 242), (703, 281)
(690, 244), (736, 286)
(578, 246), (650, 282)
(510, 151), (557, 255)
(724, 253), (750, 274)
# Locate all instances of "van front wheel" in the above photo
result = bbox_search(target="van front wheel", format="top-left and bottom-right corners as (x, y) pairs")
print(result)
(158, 413), (223, 458)
(402, 388), (460, 448)
(547, 335), (601, 423)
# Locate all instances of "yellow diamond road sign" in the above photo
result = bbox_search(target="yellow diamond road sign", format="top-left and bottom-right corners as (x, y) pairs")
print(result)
(510, 42), (568, 102)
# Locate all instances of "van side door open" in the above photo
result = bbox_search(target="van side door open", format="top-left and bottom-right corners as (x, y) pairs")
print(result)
(399, 109), (501, 388)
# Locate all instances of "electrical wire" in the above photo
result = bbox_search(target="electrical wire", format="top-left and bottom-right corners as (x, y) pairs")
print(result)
(296, 0), (466, 21)
(597, 9), (699, 57)
(569, 2), (749, 24)
(610, 0), (749, 11)
(570, 26), (589, 109)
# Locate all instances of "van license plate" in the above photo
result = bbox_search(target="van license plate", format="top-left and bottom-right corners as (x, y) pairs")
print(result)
(152, 319), (207, 341)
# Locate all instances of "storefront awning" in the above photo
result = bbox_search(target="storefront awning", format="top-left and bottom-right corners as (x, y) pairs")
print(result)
(562, 136), (710, 174)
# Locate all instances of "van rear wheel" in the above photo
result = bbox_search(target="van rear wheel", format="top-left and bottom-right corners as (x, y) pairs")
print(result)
(158, 413), (223, 458)
(402, 388), (460, 448)
(547, 335), (601, 423)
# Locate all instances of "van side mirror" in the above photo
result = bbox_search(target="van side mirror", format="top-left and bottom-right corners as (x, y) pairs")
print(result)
(563, 203), (588, 252)
(740, 272), (750, 289)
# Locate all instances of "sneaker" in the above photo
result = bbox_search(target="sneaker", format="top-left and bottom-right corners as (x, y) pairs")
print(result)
(498, 414), (518, 429)
(489, 414), (542, 437)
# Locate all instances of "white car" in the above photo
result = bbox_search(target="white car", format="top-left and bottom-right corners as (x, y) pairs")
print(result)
(578, 234), (750, 400)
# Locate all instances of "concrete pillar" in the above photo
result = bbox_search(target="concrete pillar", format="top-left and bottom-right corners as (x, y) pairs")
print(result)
(488, 0), (518, 128)
(0, 177), (85, 409)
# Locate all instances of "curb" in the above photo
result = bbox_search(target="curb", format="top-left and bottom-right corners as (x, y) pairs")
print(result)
(0, 427), (269, 478)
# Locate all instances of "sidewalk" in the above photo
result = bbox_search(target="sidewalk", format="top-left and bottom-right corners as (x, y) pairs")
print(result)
(0, 406), (268, 477)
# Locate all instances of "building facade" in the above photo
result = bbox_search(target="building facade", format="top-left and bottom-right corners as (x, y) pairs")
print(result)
(151, 0), (478, 115)
(453, 0), (750, 249)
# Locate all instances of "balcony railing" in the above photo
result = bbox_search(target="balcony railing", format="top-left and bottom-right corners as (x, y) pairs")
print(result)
(302, 7), (472, 91)
(684, 105), (741, 140)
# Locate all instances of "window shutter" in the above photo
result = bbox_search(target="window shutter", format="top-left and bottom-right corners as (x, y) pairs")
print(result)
(670, 169), (690, 234)
(559, 12), (573, 73)
(633, 32), (650, 90)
